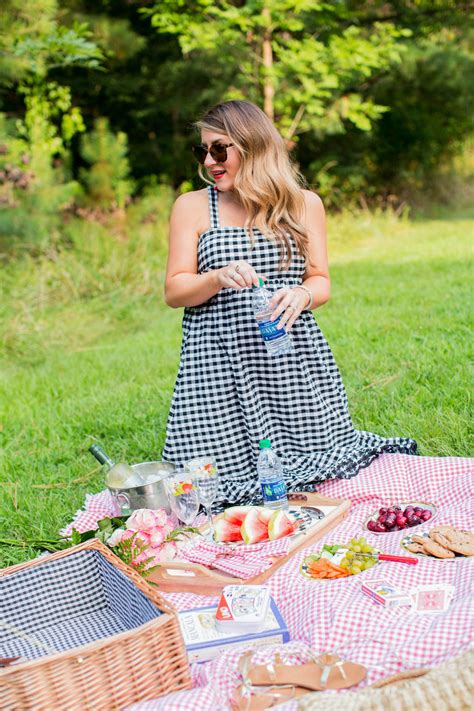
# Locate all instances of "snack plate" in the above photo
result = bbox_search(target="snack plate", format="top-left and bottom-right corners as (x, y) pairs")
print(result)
(400, 531), (465, 561)
(300, 550), (380, 581)
(364, 501), (438, 535)
(209, 507), (320, 545)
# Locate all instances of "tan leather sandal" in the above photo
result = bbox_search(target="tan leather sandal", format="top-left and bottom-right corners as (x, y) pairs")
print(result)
(247, 650), (367, 691)
(231, 652), (310, 710)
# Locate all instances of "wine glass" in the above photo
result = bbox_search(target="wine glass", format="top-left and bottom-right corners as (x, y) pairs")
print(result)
(164, 474), (200, 527)
(184, 458), (219, 536)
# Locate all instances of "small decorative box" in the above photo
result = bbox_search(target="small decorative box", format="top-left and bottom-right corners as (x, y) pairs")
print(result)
(216, 585), (271, 633)
(361, 578), (413, 609)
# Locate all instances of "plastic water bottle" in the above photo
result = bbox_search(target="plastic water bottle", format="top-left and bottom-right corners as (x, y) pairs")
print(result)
(257, 439), (289, 510)
(252, 278), (293, 356)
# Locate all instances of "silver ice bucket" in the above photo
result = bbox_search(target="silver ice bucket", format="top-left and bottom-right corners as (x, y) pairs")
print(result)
(108, 461), (176, 515)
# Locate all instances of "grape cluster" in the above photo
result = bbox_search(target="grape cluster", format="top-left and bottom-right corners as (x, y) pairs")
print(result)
(339, 537), (378, 575)
(367, 505), (432, 533)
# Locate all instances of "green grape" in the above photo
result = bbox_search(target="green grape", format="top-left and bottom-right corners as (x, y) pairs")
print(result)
(361, 544), (373, 554)
(359, 537), (367, 545)
(339, 558), (349, 569)
(352, 544), (361, 553)
(346, 550), (355, 559)
(359, 561), (371, 571)
(365, 558), (377, 568)
(350, 565), (362, 575)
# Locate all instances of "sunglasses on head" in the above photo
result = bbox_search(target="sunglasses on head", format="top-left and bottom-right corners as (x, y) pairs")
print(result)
(192, 142), (234, 164)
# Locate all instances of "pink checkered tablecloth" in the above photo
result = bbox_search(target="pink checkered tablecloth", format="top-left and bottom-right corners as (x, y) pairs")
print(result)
(126, 453), (474, 711)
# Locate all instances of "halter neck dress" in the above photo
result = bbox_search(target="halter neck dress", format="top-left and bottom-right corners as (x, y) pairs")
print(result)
(162, 186), (417, 506)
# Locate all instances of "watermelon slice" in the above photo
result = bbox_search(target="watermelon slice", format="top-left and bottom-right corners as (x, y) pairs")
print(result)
(241, 509), (270, 544)
(256, 507), (273, 523)
(268, 510), (295, 540)
(223, 506), (252, 527)
(214, 519), (243, 542)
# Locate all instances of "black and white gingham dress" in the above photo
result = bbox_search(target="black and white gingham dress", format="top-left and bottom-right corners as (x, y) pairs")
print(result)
(163, 187), (417, 506)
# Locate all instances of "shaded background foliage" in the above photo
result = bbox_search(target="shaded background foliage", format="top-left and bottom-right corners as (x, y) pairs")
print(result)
(0, 0), (472, 250)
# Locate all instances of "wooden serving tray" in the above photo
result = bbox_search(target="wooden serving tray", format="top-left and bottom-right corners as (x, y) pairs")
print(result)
(148, 492), (351, 595)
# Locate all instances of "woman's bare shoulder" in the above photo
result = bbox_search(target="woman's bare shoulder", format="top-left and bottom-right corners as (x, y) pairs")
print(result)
(173, 188), (208, 211)
(171, 188), (210, 235)
(302, 188), (325, 210)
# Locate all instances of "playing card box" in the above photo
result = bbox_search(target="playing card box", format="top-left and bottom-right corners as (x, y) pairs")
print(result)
(361, 579), (413, 609)
(215, 585), (271, 633)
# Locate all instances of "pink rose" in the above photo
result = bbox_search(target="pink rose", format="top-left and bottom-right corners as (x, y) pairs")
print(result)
(149, 526), (166, 547)
(153, 509), (168, 527)
(126, 508), (169, 532)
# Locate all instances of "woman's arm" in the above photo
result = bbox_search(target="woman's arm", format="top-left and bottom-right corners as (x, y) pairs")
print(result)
(164, 192), (261, 308)
(299, 189), (330, 306)
(270, 190), (330, 330)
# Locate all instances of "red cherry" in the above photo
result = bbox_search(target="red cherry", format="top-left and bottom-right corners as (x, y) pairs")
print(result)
(421, 510), (432, 521)
(374, 523), (387, 533)
(367, 520), (377, 532)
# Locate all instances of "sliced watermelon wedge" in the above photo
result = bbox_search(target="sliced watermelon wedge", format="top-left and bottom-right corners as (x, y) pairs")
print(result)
(241, 509), (270, 544)
(267, 510), (295, 540)
(255, 507), (273, 523)
(214, 519), (243, 542)
(223, 506), (253, 527)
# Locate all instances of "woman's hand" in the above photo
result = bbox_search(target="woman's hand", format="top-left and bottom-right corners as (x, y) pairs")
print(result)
(217, 261), (263, 290)
(270, 286), (310, 332)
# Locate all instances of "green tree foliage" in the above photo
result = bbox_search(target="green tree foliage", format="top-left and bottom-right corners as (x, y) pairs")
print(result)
(79, 117), (134, 209)
(0, 0), (103, 250)
(145, 0), (409, 141)
(0, 0), (473, 215)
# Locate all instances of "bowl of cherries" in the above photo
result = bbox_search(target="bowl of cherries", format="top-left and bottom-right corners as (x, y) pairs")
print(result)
(365, 502), (437, 534)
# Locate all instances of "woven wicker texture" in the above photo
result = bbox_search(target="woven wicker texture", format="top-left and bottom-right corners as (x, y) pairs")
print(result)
(298, 648), (474, 711)
(0, 540), (191, 710)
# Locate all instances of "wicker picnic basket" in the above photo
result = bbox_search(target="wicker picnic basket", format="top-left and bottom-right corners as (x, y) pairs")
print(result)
(0, 539), (192, 710)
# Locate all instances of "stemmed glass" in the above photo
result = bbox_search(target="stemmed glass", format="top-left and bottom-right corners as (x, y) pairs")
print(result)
(184, 458), (219, 536)
(164, 474), (200, 527)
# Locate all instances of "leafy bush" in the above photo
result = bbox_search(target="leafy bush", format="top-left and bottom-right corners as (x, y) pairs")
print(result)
(79, 117), (134, 209)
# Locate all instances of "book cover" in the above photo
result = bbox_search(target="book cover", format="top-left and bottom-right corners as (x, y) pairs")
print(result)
(178, 597), (290, 663)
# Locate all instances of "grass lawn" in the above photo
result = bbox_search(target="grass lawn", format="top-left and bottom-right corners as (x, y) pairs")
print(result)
(1, 205), (472, 567)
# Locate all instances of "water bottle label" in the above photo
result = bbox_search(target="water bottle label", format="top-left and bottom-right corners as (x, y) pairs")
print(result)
(260, 479), (287, 502)
(257, 319), (286, 342)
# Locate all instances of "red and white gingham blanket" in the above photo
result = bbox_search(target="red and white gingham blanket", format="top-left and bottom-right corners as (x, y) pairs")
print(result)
(126, 453), (474, 711)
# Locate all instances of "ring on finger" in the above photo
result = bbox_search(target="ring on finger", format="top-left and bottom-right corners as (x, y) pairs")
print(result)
(288, 305), (297, 312)
(235, 264), (240, 273)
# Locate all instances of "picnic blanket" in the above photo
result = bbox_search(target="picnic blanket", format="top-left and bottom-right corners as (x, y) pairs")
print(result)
(125, 453), (474, 711)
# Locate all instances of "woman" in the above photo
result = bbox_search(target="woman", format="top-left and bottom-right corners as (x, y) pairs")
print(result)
(163, 100), (416, 506)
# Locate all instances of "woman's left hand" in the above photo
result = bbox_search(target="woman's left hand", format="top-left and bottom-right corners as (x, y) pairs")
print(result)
(269, 287), (309, 332)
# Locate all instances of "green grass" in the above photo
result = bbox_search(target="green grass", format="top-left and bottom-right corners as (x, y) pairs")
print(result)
(1, 204), (473, 567)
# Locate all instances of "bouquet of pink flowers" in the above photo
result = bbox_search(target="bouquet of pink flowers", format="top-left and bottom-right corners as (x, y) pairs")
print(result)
(105, 508), (194, 574)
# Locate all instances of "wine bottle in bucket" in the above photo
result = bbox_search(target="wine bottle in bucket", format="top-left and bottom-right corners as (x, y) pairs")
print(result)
(89, 444), (144, 488)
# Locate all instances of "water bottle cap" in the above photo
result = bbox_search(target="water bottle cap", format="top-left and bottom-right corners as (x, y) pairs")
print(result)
(259, 439), (271, 449)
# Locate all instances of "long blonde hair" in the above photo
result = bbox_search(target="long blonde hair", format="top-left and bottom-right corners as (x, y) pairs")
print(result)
(195, 100), (309, 269)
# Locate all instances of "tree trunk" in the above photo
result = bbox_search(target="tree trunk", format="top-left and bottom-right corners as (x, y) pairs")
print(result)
(262, 4), (274, 121)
